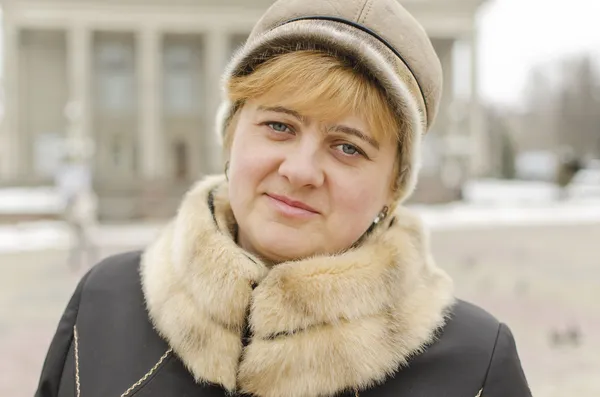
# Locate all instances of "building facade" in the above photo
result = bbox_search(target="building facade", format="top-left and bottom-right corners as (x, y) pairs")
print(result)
(0, 0), (487, 219)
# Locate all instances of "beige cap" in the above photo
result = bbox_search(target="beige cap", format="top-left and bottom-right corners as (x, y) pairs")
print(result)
(217, 0), (443, 203)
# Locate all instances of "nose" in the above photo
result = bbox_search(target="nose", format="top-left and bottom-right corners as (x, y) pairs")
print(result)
(278, 140), (325, 188)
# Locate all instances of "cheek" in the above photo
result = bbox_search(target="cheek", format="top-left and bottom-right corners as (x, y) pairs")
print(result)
(228, 127), (278, 197)
(325, 180), (383, 251)
(329, 177), (385, 223)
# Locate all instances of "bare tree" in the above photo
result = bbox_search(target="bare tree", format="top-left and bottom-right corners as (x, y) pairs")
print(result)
(481, 53), (599, 179)
(556, 55), (600, 158)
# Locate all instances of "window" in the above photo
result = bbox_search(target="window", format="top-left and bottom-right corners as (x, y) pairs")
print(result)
(163, 40), (203, 115)
(95, 38), (136, 113)
(111, 135), (123, 167)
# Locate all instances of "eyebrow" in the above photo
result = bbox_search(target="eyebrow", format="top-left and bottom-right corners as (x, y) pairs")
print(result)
(257, 105), (379, 149)
(257, 105), (307, 124)
(329, 125), (380, 150)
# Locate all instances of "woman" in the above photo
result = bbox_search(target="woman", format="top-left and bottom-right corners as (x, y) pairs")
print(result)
(35, 0), (532, 396)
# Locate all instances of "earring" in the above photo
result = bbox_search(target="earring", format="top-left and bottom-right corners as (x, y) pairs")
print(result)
(373, 206), (389, 225)
(351, 205), (391, 249)
(224, 161), (230, 181)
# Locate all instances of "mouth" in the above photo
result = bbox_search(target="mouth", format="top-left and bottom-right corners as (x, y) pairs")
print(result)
(265, 194), (320, 216)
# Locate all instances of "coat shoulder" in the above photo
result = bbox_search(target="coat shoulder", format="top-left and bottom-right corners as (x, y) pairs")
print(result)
(83, 250), (143, 291)
(363, 299), (503, 396)
(415, 299), (503, 366)
(447, 299), (501, 342)
(443, 300), (531, 396)
(366, 299), (532, 396)
(70, 251), (182, 396)
(77, 250), (150, 334)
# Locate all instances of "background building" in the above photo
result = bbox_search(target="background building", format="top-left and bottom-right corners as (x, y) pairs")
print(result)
(0, 0), (487, 219)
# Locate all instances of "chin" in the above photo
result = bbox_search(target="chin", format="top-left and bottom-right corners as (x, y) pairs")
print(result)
(253, 227), (317, 262)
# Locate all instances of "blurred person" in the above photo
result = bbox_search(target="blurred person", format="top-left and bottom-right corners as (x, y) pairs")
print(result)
(555, 147), (583, 200)
(54, 153), (98, 270)
(35, 1), (531, 396)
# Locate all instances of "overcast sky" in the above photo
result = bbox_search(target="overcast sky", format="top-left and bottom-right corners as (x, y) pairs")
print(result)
(478, 0), (600, 106)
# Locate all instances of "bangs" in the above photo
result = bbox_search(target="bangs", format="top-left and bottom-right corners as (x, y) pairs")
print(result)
(225, 50), (401, 145)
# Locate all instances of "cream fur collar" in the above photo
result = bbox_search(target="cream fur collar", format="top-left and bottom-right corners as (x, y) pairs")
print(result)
(141, 176), (454, 397)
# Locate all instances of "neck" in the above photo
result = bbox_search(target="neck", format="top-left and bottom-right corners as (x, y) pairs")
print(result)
(236, 228), (278, 268)
(234, 217), (383, 266)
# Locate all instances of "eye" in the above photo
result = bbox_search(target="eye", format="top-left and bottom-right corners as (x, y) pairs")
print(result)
(335, 143), (363, 157)
(267, 122), (292, 134)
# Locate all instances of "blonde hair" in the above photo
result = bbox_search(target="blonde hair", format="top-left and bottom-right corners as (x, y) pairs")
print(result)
(224, 50), (403, 149)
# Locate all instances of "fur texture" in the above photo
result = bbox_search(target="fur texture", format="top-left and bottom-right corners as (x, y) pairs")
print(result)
(141, 176), (454, 397)
(217, 20), (426, 203)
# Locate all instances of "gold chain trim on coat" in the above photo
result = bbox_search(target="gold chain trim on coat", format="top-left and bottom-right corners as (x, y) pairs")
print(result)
(74, 326), (81, 397)
(73, 325), (173, 397)
(73, 325), (482, 397)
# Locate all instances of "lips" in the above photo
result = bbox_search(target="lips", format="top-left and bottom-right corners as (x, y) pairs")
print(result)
(266, 194), (320, 214)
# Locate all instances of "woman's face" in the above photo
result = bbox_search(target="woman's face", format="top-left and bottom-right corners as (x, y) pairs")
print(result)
(228, 97), (397, 263)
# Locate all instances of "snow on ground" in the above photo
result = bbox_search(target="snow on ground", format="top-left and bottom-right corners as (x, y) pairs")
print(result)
(462, 179), (561, 204)
(2, 201), (600, 254)
(0, 222), (71, 253)
(0, 222), (164, 254)
(1, 180), (599, 254)
(412, 201), (600, 230)
(0, 187), (62, 214)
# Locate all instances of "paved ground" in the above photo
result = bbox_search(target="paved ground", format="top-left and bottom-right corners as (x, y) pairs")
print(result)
(433, 223), (600, 397)
(1, 223), (599, 397)
(0, 245), (135, 397)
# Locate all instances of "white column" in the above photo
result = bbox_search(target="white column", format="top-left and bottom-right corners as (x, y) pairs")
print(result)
(440, 39), (455, 136)
(468, 30), (488, 177)
(438, 40), (463, 189)
(204, 30), (229, 174)
(66, 24), (92, 163)
(137, 27), (164, 179)
(1, 22), (20, 180)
